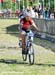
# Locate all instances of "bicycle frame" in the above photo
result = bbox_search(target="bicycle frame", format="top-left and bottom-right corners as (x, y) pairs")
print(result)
(26, 30), (34, 48)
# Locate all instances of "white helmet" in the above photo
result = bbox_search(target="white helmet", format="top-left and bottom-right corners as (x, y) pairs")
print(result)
(22, 9), (31, 17)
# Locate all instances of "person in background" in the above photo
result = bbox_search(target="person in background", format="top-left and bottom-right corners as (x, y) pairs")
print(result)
(54, 9), (55, 18)
(33, 6), (38, 18)
(38, 5), (42, 18)
(29, 6), (35, 18)
(48, 9), (51, 18)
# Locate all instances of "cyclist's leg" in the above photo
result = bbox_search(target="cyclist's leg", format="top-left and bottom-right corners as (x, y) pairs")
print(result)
(21, 30), (26, 54)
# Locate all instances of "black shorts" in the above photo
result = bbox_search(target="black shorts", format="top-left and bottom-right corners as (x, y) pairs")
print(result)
(22, 28), (30, 33)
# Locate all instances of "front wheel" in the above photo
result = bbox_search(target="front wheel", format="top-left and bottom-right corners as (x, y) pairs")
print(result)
(28, 45), (34, 65)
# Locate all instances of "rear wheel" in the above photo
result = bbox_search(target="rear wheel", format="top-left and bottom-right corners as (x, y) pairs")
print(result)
(28, 45), (34, 65)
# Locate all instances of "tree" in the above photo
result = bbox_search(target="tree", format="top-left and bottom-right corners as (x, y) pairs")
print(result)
(2, 0), (11, 9)
(40, 0), (54, 11)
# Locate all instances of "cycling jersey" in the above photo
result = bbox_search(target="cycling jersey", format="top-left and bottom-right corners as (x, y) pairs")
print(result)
(20, 18), (33, 30)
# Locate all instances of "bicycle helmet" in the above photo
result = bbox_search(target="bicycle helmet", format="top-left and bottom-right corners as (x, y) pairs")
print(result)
(22, 9), (31, 17)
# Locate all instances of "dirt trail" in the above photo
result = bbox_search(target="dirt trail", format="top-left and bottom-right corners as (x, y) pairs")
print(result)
(0, 33), (55, 56)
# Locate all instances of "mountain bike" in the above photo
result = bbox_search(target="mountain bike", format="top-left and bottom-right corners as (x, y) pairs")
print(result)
(22, 30), (34, 65)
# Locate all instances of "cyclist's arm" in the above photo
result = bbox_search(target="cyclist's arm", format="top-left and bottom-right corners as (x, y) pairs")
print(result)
(31, 20), (39, 32)
(19, 19), (23, 32)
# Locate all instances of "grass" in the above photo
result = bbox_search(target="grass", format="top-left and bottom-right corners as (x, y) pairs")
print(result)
(0, 19), (55, 75)
(34, 37), (55, 52)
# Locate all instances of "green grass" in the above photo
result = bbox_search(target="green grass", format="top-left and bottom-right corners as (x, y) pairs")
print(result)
(0, 19), (55, 75)
(0, 19), (18, 33)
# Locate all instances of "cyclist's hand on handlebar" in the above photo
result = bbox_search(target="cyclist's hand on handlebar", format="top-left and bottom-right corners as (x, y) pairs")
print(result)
(34, 29), (41, 34)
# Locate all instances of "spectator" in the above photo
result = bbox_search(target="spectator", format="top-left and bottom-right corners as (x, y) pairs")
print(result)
(48, 9), (51, 18)
(2, 9), (7, 18)
(34, 6), (38, 18)
(44, 7), (48, 19)
(7, 9), (12, 18)
(28, 6), (35, 18)
(16, 9), (20, 16)
(54, 9), (55, 18)
(38, 5), (42, 18)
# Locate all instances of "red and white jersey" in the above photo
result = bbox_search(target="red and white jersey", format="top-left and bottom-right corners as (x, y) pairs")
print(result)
(20, 18), (33, 29)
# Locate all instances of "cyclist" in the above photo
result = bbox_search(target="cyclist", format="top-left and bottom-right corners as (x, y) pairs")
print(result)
(19, 11), (39, 54)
